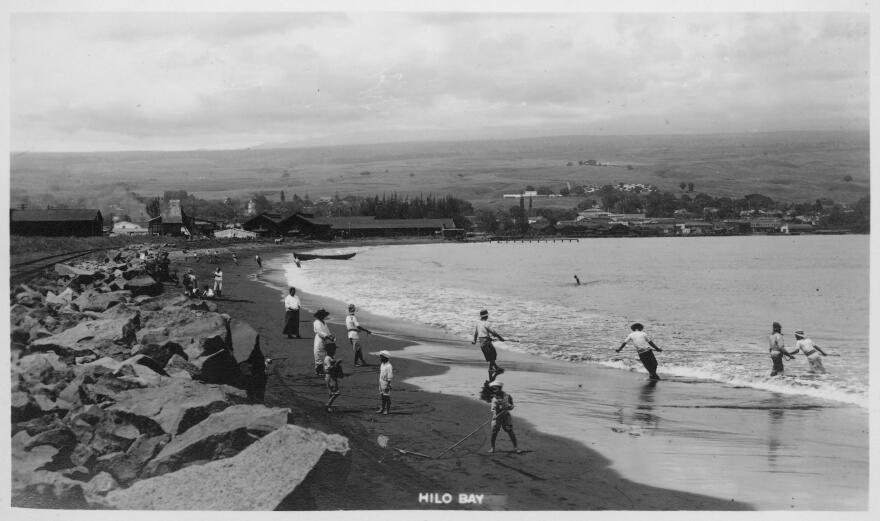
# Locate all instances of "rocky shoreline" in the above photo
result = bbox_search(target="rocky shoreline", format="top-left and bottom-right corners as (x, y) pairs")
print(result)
(10, 245), (350, 509)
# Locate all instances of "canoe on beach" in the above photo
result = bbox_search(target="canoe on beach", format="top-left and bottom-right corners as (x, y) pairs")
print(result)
(293, 252), (357, 261)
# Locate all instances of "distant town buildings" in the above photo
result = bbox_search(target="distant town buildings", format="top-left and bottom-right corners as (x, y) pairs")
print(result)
(110, 220), (149, 236)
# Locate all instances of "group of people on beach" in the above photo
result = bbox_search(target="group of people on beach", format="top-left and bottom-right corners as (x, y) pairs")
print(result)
(267, 265), (833, 457)
(180, 265), (224, 299)
(282, 287), (392, 414)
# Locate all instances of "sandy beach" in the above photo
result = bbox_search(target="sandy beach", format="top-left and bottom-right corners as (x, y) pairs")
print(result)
(174, 247), (742, 510)
(173, 245), (867, 511)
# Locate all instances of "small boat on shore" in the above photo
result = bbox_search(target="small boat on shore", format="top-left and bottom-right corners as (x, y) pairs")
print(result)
(293, 252), (357, 261)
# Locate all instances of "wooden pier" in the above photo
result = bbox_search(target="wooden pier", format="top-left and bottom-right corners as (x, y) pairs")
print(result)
(488, 237), (580, 243)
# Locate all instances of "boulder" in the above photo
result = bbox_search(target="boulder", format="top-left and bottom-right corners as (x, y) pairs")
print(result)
(92, 432), (170, 485)
(133, 341), (186, 368)
(83, 471), (120, 500)
(11, 303), (35, 324)
(14, 412), (66, 437)
(73, 290), (130, 312)
(137, 309), (231, 360)
(12, 470), (88, 509)
(12, 430), (58, 475)
(136, 293), (193, 312)
(11, 391), (41, 423)
(15, 290), (43, 307)
(12, 352), (73, 392)
(107, 277), (126, 292)
(197, 348), (244, 388)
(45, 287), (77, 308)
(24, 427), (78, 470)
(144, 405), (291, 477)
(165, 354), (199, 379)
(98, 425), (350, 510)
(32, 392), (75, 415)
(125, 274), (162, 296)
(54, 262), (97, 284)
(67, 405), (165, 460)
(28, 324), (53, 341)
(230, 319), (260, 363)
(107, 378), (247, 436)
(12, 311), (39, 332)
(30, 313), (141, 358)
(85, 373), (146, 404)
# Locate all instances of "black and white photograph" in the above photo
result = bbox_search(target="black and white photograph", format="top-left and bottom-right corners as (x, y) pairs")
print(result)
(5, 0), (875, 516)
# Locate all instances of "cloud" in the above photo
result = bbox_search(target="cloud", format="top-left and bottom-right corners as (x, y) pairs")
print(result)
(10, 11), (870, 151)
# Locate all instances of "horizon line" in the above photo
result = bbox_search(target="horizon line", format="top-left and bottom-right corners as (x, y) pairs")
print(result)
(9, 128), (868, 155)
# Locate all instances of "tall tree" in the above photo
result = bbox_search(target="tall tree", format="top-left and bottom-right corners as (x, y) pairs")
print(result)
(145, 197), (162, 218)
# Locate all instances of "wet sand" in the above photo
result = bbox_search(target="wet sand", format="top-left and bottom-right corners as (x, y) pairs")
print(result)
(177, 247), (867, 511)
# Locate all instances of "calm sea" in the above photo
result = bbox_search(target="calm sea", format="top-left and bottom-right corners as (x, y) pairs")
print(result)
(282, 235), (869, 408)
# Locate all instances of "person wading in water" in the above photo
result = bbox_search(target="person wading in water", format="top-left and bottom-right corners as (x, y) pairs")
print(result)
(768, 321), (793, 376)
(472, 309), (506, 381)
(616, 322), (663, 380)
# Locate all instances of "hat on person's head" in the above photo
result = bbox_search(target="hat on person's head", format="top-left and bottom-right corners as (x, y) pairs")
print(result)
(314, 309), (329, 319)
(488, 380), (503, 388)
(794, 330), (805, 336)
(378, 350), (391, 359)
(479, 309), (489, 317)
(348, 303), (356, 313)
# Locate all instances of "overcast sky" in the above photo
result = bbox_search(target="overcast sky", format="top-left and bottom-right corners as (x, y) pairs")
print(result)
(9, 7), (871, 152)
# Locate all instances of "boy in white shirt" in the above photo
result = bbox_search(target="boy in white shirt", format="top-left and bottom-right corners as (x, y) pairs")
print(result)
(616, 322), (663, 380)
(377, 350), (393, 415)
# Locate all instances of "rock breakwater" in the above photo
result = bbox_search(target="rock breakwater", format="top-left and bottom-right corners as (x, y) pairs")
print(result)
(10, 245), (350, 510)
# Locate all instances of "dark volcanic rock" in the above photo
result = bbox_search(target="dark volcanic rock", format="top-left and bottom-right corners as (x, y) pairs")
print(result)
(124, 274), (161, 296)
(106, 378), (247, 436)
(133, 341), (186, 368)
(197, 348), (244, 388)
(143, 404), (290, 477)
(98, 425), (351, 510)
(73, 289), (130, 312)
(29, 313), (141, 358)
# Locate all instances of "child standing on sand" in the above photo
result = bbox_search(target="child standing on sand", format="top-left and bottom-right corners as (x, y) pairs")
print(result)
(790, 330), (829, 374)
(488, 380), (521, 454)
(615, 323), (663, 380)
(377, 350), (393, 415)
(324, 343), (343, 412)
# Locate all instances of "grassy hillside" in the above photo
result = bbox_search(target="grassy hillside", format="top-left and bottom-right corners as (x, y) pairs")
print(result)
(10, 131), (869, 214)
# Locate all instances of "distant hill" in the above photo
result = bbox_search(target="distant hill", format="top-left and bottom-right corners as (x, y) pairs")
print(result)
(10, 131), (869, 212)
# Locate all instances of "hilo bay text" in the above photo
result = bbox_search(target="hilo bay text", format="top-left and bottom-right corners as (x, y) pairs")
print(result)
(418, 492), (485, 505)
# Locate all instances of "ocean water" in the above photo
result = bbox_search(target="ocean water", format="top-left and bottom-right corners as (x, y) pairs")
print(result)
(281, 235), (869, 408)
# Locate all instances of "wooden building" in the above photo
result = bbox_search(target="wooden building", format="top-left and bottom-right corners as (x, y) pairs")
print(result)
(242, 212), (289, 237)
(10, 209), (103, 236)
(148, 200), (193, 236)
